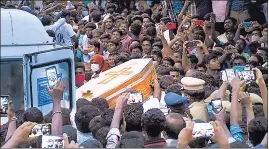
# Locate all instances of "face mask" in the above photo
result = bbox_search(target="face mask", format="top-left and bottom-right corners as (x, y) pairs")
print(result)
(75, 74), (85, 85)
(82, 11), (89, 17)
(91, 64), (100, 72)
(251, 35), (260, 42)
(146, 0), (153, 7)
(85, 73), (92, 81)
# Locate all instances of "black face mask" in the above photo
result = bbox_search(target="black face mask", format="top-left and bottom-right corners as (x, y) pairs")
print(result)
(249, 61), (259, 68)
(85, 73), (92, 81)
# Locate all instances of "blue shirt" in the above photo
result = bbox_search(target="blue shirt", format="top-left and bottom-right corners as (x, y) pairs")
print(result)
(230, 125), (245, 142)
(230, 0), (251, 11)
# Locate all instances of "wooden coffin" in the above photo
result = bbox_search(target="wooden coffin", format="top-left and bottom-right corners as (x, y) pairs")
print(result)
(76, 59), (156, 108)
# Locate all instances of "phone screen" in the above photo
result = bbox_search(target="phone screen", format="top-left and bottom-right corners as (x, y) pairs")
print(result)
(242, 22), (253, 28)
(46, 66), (58, 89)
(192, 123), (214, 138)
(0, 95), (9, 114)
(42, 135), (64, 148)
(127, 93), (143, 105)
(211, 98), (223, 113)
(30, 123), (52, 137)
(236, 70), (256, 84)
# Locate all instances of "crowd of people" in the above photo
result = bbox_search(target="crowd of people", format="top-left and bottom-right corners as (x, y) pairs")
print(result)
(0, 0), (268, 148)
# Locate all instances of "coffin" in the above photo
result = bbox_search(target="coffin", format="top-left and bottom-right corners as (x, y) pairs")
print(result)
(76, 58), (157, 108)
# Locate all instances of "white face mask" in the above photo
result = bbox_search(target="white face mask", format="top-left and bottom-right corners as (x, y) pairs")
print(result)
(91, 64), (100, 72)
(251, 35), (260, 42)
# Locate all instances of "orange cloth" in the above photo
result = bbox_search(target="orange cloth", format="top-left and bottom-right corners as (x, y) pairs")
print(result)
(90, 54), (108, 72)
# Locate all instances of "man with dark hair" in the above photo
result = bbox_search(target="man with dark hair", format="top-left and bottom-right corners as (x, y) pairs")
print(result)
(88, 39), (101, 56)
(164, 113), (186, 148)
(216, 17), (237, 44)
(123, 103), (143, 132)
(130, 43), (143, 54)
(142, 108), (167, 148)
(162, 57), (175, 67)
(151, 49), (163, 66)
(55, 10), (77, 46)
(232, 55), (247, 67)
(116, 131), (145, 148)
(118, 21), (132, 53)
(76, 98), (91, 111)
(75, 105), (101, 144)
(44, 108), (71, 126)
(89, 115), (106, 138)
(181, 77), (210, 122)
(91, 10), (102, 24)
(103, 16), (114, 33)
(23, 107), (44, 123)
(169, 67), (184, 83)
(132, 15), (143, 26)
(141, 36), (153, 57)
(90, 97), (109, 113)
(75, 63), (86, 88)
(101, 108), (115, 126)
(156, 66), (171, 79)
(80, 139), (103, 148)
(111, 28), (121, 43)
(130, 23), (142, 39)
(95, 127), (110, 147)
(248, 117), (268, 146)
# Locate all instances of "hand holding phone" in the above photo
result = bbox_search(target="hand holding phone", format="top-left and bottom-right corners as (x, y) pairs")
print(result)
(242, 22), (253, 28)
(0, 95), (9, 114)
(127, 93), (143, 105)
(192, 123), (214, 138)
(42, 135), (64, 148)
(46, 66), (58, 90)
(30, 123), (52, 137)
(211, 98), (223, 114)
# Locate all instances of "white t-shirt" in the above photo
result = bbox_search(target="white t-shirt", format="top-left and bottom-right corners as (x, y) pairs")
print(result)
(143, 91), (168, 115)
(44, 18), (66, 32)
(55, 23), (76, 46)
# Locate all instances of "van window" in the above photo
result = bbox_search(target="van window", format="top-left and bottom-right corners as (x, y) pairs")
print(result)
(1, 60), (24, 111)
(30, 60), (72, 115)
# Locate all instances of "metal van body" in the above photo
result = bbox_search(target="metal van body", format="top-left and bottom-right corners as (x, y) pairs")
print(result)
(1, 9), (76, 125)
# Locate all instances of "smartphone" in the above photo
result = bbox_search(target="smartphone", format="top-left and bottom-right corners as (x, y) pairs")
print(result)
(42, 135), (64, 148)
(30, 123), (52, 137)
(233, 66), (245, 73)
(236, 70), (256, 84)
(166, 23), (177, 30)
(127, 93), (143, 105)
(0, 95), (9, 114)
(192, 123), (214, 138)
(194, 20), (204, 26)
(221, 69), (235, 82)
(46, 66), (58, 89)
(242, 22), (253, 28)
(182, 22), (190, 30)
(186, 41), (198, 48)
(211, 98), (223, 113)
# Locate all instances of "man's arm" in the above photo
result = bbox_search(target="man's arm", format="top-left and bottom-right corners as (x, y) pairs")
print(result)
(225, 1), (232, 18)
(182, 43), (190, 72)
(5, 101), (17, 141)
(107, 93), (130, 148)
(240, 92), (255, 130)
(234, 23), (243, 41)
(254, 68), (268, 118)
(47, 80), (65, 135)
(178, 0), (192, 20)
(45, 18), (66, 32)
(159, 29), (177, 61)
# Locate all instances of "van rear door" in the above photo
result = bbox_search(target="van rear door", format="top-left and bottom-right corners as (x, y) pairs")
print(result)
(23, 47), (76, 115)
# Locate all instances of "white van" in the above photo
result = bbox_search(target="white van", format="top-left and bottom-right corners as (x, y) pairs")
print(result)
(1, 8), (76, 125)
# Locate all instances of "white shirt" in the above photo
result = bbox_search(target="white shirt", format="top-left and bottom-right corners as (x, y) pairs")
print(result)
(143, 91), (168, 115)
(55, 23), (76, 46)
(44, 18), (66, 32)
(217, 33), (228, 44)
(82, 16), (99, 28)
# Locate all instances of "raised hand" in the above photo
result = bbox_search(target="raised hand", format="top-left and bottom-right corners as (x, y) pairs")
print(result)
(47, 80), (65, 104)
